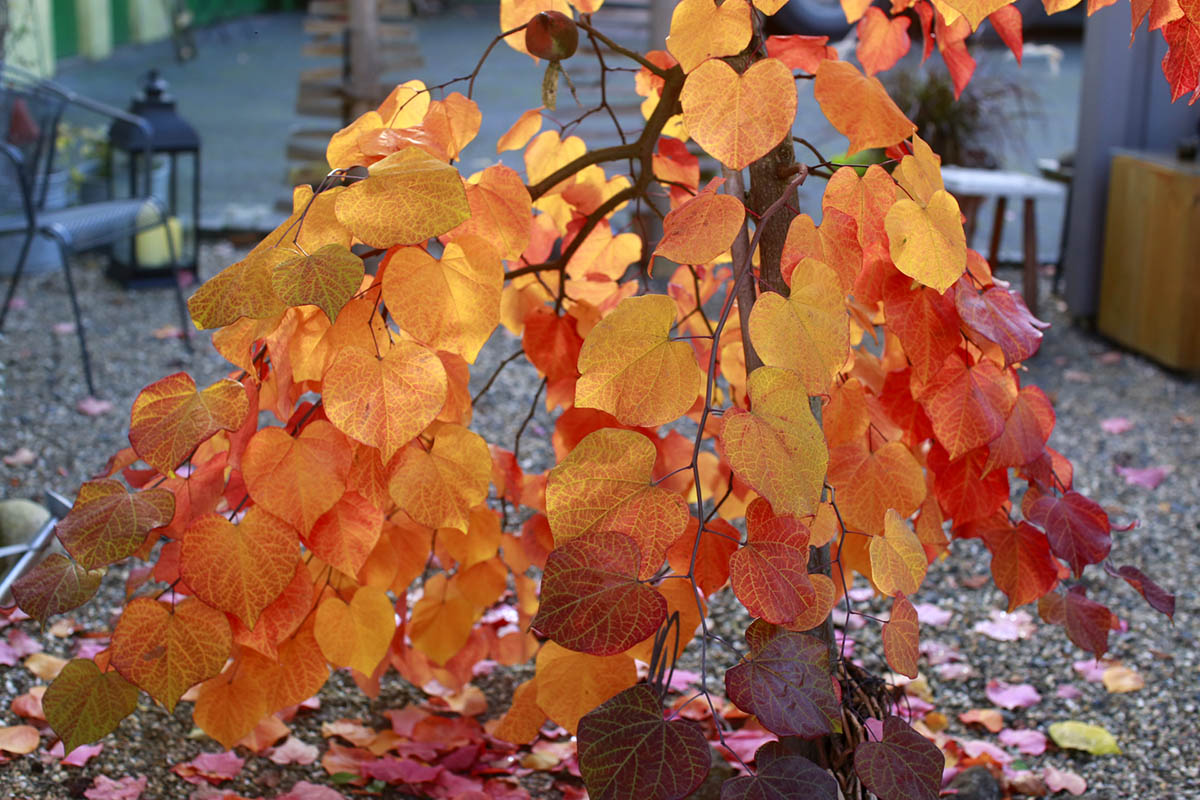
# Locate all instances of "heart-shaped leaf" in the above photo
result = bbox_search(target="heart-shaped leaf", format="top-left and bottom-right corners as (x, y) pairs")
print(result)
(725, 627), (840, 738)
(680, 58), (797, 170)
(54, 480), (174, 569)
(854, 716), (941, 800)
(12, 553), (104, 625)
(42, 659), (138, 753)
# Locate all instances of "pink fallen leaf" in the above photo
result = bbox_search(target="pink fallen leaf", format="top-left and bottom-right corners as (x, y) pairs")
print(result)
(52, 322), (76, 335)
(863, 717), (885, 741)
(171, 751), (245, 785)
(76, 396), (114, 417)
(986, 679), (1042, 709)
(3, 447), (36, 467)
(6, 296), (27, 311)
(273, 782), (345, 800)
(0, 639), (19, 667)
(1115, 465), (1170, 489)
(998, 728), (1047, 755)
(361, 757), (443, 783)
(958, 708), (1004, 733)
(84, 775), (148, 800)
(1062, 369), (1092, 383)
(959, 739), (1012, 765)
(52, 740), (105, 766)
(12, 687), (45, 720)
(668, 668), (701, 692)
(152, 325), (183, 339)
(713, 725), (777, 763)
(267, 736), (319, 766)
(7, 628), (42, 657)
(1055, 684), (1082, 700)
(1097, 350), (1122, 365)
(1099, 417), (1133, 434)
(913, 603), (952, 626)
(936, 663), (973, 680)
(0, 724), (40, 754)
(973, 609), (1035, 641)
(1073, 658), (1118, 682)
(1043, 764), (1087, 795)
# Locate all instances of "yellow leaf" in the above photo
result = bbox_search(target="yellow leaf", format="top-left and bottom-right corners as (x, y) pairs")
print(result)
(1102, 665), (1145, 693)
(387, 424), (491, 531)
(666, 0), (753, 73)
(497, 107), (544, 153)
(869, 509), (927, 596)
(680, 58), (797, 171)
(408, 573), (478, 665)
(721, 367), (827, 518)
(893, 135), (944, 205)
(334, 148), (469, 248)
(885, 189), (966, 293)
(314, 585), (396, 675)
(534, 642), (637, 734)
(381, 237), (503, 362)
(941, 0), (1013, 29)
(749, 259), (850, 396)
(1048, 720), (1121, 755)
(576, 294), (702, 427)
(449, 165), (533, 261)
(814, 60), (916, 157)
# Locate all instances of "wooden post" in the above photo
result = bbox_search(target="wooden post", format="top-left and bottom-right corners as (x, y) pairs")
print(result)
(348, 0), (380, 119)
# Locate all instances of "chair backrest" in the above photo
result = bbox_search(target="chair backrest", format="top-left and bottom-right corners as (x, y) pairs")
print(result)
(0, 63), (69, 213)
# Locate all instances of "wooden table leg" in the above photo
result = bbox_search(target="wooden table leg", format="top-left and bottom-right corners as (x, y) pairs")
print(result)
(988, 196), (1007, 271)
(1023, 197), (1038, 317)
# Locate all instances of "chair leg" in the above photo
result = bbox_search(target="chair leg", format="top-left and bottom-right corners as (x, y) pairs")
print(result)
(988, 196), (1008, 272)
(1023, 197), (1038, 319)
(160, 208), (193, 354)
(0, 231), (37, 331)
(58, 246), (97, 397)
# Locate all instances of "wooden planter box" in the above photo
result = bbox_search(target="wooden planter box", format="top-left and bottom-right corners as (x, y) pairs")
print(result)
(1097, 150), (1200, 371)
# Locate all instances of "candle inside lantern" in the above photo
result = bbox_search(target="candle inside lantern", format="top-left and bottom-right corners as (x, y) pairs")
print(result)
(134, 203), (182, 268)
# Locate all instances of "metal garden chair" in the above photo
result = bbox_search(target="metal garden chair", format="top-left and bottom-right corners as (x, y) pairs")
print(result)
(0, 63), (190, 396)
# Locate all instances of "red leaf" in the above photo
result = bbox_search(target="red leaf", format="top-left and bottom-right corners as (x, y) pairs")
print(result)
(531, 531), (667, 656)
(955, 281), (1048, 366)
(854, 716), (941, 800)
(883, 275), (961, 384)
(982, 522), (1060, 611)
(1025, 491), (1111, 577)
(988, 5), (1023, 64)
(523, 307), (584, 382)
(725, 625), (840, 739)
(1038, 586), (1113, 656)
(764, 35), (837, 73)
(1161, 16), (1200, 103)
(720, 740), (838, 799)
(929, 444), (1009, 526)
(882, 593), (919, 679)
(577, 684), (710, 800)
(666, 516), (739, 597)
(1103, 563), (1175, 619)
(729, 499), (814, 624)
(940, 40), (976, 100)
(919, 353), (1014, 460)
(983, 385), (1055, 473)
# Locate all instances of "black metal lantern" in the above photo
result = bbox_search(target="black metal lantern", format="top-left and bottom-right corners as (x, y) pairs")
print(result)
(107, 70), (200, 287)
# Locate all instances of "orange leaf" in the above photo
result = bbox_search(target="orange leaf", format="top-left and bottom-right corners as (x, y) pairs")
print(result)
(497, 107), (544, 152)
(721, 367), (827, 518)
(381, 237), (503, 361)
(766, 34), (838, 73)
(193, 655), (272, 750)
(269, 244), (364, 323)
(242, 420), (352, 533)
(546, 428), (689, 580)
(387, 424), (491, 531)
(129, 373), (248, 475)
(263, 623), (330, 710)
(492, 678), (545, 744)
(525, 129), (586, 188)
(984, 385), (1055, 473)
(523, 307), (584, 382)
(450, 165), (533, 261)
(55, 480), (174, 569)
(314, 585), (396, 675)
(785, 573), (838, 631)
(827, 440), (927, 535)
(665, 517), (740, 597)
(665, 0), (753, 73)
(982, 522), (1060, 611)
(180, 509), (300, 628)
(680, 58), (797, 170)
(421, 93), (482, 160)
(408, 572), (477, 665)
(814, 60), (916, 156)
(307, 492), (384, 577)
(110, 597), (232, 712)
(575, 294), (702, 427)
(749, 259), (850, 396)
(729, 499), (816, 624)
(534, 642), (637, 734)
(232, 563), (315, 659)
(882, 593), (919, 678)
(856, 8), (912, 75)
(919, 354), (1015, 460)
(653, 178), (745, 265)
(334, 148), (469, 248)
(323, 341), (447, 462)
(884, 189), (966, 293)
(869, 509), (927, 596)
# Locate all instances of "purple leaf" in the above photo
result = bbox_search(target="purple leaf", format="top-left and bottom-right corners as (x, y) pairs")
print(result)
(1099, 417), (1133, 434)
(720, 741), (838, 800)
(998, 728), (1047, 755)
(577, 684), (710, 800)
(1026, 491), (1111, 577)
(854, 716), (941, 800)
(84, 775), (147, 800)
(1103, 563), (1175, 619)
(955, 283), (1047, 365)
(725, 627), (840, 739)
(1115, 465), (1170, 490)
(985, 679), (1041, 709)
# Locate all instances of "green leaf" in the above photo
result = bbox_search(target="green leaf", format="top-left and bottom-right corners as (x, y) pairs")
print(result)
(270, 243), (364, 322)
(43, 659), (139, 753)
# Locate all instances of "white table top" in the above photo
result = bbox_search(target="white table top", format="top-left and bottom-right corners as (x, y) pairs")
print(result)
(940, 165), (1068, 199)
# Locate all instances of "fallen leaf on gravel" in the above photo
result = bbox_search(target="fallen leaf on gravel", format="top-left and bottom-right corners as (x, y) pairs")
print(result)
(76, 396), (114, 416)
(1043, 764), (1087, 794)
(236, 714), (289, 754)
(1073, 658), (1119, 682)
(8, 628), (42, 656)
(1055, 684), (1082, 699)
(913, 603), (952, 626)
(268, 737), (319, 766)
(24, 651), (67, 680)
(1115, 465), (1170, 489)
(153, 325), (183, 339)
(998, 728), (1047, 755)
(11, 686), (45, 720)
(321, 719), (376, 746)
(0, 724), (40, 754)
(6, 296), (27, 311)
(1096, 350), (1122, 365)
(1101, 664), (1144, 693)
(172, 751), (246, 785)
(973, 609), (1035, 641)
(959, 738), (1012, 765)
(48, 618), (76, 638)
(1099, 417), (1133, 434)
(958, 708), (1003, 732)
(935, 662), (973, 680)
(986, 680), (1041, 709)
(1062, 369), (1091, 383)
(1048, 720), (1120, 755)
(3, 447), (36, 466)
(48, 740), (104, 766)
(273, 782), (347, 800)
(84, 774), (148, 800)
(52, 322), (76, 335)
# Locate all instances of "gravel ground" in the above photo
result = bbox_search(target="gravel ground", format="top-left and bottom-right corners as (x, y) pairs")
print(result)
(1, 248), (1197, 798)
